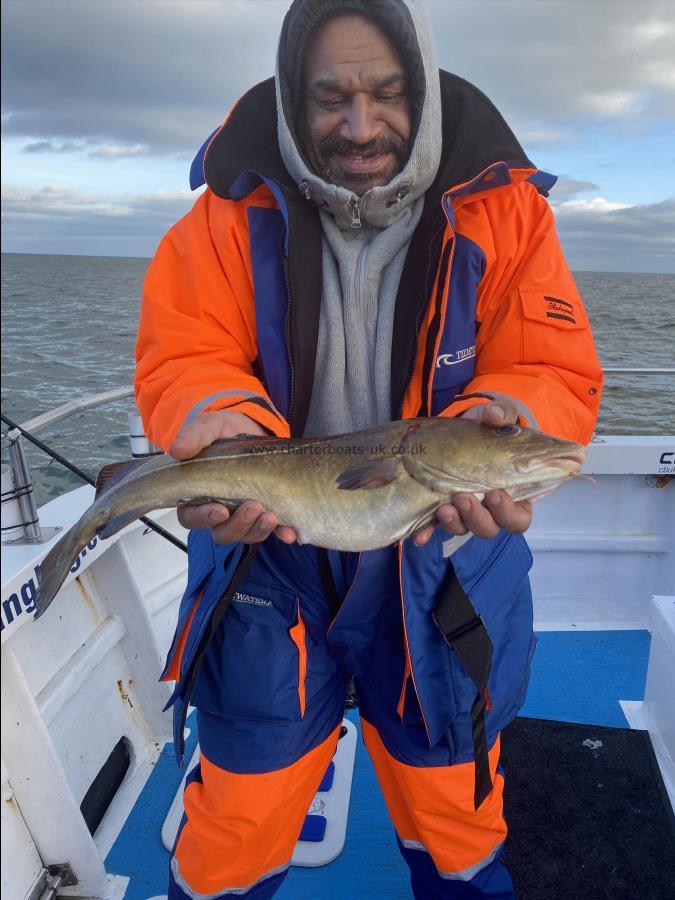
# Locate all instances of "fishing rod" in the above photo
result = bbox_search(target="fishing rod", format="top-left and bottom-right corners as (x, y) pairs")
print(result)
(1, 413), (187, 554)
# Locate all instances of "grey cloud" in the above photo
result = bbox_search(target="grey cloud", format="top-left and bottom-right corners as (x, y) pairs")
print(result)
(2, 0), (674, 155)
(426, 0), (675, 131)
(23, 140), (84, 154)
(554, 197), (675, 273)
(549, 178), (601, 202)
(3, 182), (673, 273)
(89, 144), (151, 159)
(22, 138), (152, 159)
(1, 184), (198, 257)
(2, 0), (284, 154)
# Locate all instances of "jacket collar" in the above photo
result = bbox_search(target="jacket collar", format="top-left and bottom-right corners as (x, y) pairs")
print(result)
(198, 71), (535, 213)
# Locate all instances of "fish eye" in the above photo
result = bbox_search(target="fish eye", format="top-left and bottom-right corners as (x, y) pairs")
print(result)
(494, 424), (521, 437)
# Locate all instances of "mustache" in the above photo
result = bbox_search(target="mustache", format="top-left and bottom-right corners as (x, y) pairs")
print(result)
(318, 134), (407, 161)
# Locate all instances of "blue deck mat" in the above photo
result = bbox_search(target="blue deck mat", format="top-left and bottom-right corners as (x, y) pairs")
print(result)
(106, 629), (650, 899)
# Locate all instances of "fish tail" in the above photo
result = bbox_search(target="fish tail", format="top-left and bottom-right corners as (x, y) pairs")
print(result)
(34, 512), (101, 621)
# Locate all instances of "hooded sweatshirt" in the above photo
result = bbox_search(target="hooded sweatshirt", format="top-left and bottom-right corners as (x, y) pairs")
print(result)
(276, 0), (442, 436)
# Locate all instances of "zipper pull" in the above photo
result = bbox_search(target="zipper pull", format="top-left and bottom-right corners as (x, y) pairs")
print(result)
(350, 197), (362, 229)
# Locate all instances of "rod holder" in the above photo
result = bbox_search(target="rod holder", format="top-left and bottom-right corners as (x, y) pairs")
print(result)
(2, 431), (46, 543)
(128, 412), (163, 458)
(1, 463), (25, 542)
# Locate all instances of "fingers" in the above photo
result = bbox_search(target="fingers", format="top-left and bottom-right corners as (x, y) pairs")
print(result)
(177, 502), (230, 531)
(219, 505), (279, 545)
(209, 502), (275, 544)
(275, 525), (299, 544)
(170, 415), (225, 460)
(459, 398), (519, 427)
(452, 493), (500, 538)
(177, 501), (299, 546)
(413, 503), (467, 546)
(484, 492), (533, 534)
(170, 410), (267, 460)
(413, 492), (534, 546)
(453, 491), (532, 538)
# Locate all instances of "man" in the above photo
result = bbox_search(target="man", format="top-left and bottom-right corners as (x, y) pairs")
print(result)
(135, 1), (602, 897)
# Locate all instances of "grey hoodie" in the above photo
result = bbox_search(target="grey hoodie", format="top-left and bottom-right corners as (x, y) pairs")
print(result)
(275, 0), (442, 436)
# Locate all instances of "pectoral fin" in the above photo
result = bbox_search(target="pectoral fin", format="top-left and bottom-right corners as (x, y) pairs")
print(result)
(337, 457), (401, 491)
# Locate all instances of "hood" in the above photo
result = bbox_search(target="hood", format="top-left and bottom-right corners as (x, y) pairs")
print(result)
(275, 0), (442, 230)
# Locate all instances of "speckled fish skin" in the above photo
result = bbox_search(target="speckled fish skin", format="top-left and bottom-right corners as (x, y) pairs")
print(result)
(33, 417), (585, 619)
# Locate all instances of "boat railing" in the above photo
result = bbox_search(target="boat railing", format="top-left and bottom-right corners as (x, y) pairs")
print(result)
(17, 385), (134, 436)
(601, 367), (674, 374)
(1, 369), (674, 545)
(1, 385), (158, 545)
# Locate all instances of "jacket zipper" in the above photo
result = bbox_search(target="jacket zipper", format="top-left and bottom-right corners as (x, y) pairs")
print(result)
(350, 196), (362, 229)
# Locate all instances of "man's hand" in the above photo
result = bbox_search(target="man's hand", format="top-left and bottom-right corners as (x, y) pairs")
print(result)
(413, 397), (534, 546)
(170, 409), (298, 545)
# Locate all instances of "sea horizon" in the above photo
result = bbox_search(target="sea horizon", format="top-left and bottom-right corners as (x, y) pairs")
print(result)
(2, 249), (674, 277)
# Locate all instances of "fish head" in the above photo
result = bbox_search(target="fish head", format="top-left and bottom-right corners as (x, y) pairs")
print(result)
(401, 418), (586, 501)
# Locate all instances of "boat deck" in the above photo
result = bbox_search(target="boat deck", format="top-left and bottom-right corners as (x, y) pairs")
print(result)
(104, 627), (663, 899)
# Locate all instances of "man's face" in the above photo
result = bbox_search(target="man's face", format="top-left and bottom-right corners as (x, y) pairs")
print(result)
(301, 14), (411, 195)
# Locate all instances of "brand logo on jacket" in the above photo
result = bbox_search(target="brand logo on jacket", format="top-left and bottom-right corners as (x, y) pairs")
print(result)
(233, 591), (273, 608)
(436, 345), (476, 368)
(544, 296), (576, 324)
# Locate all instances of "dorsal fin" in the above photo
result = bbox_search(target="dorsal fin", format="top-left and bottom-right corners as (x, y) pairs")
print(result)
(95, 458), (148, 498)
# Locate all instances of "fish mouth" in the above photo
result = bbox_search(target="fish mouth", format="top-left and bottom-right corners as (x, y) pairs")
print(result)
(508, 445), (586, 502)
(514, 446), (586, 477)
(508, 477), (570, 503)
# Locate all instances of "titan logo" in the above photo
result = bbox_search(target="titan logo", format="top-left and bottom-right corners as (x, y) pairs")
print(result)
(436, 345), (476, 368)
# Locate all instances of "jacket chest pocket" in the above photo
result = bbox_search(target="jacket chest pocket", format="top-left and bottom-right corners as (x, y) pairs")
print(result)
(191, 577), (307, 722)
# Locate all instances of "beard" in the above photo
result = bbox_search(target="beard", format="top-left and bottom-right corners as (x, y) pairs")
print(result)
(312, 133), (409, 195)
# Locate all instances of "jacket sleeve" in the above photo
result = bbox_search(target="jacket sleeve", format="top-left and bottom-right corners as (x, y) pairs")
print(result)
(135, 188), (290, 450)
(441, 180), (603, 444)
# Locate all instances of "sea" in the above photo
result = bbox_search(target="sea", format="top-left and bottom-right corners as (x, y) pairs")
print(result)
(2, 252), (674, 505)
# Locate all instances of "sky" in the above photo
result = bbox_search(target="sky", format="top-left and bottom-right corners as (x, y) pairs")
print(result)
(2, 0), (675, 272)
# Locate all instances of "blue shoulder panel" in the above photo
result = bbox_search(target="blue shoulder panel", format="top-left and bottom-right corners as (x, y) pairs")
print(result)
(247, 206), (292, 418)
(527, 170), (558, 195)
(189, 127), (219, 191)
(430, 233), (486, 415)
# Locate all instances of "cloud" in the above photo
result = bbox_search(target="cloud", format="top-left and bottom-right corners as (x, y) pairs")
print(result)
(1, 184), (199, 256)
(2, 0), (674, 155)
(553, 196), (675, 272)
(556, 197), (633, 214)
(90, 144), (151, 159)
(3, 180), (672, 273)
(21, 139), (152, 158)
(1, 0), (284, 155)
(23, 140), (84, 154)
(549, 178), (601, 202)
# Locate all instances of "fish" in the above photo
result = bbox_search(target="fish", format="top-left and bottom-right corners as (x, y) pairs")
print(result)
(33, 417), (586, 619)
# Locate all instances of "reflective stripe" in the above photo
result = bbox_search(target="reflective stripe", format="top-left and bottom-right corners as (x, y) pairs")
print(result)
(398, 838), (504, 882)
(185, 390), (281, 425)
(171, 856), (290, 899)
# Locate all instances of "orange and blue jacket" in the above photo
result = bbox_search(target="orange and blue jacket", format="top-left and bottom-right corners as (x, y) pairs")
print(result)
(136, 72), (603, 764)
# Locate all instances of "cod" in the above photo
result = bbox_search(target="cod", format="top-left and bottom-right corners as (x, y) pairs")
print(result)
(33, 417), (586, 619)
